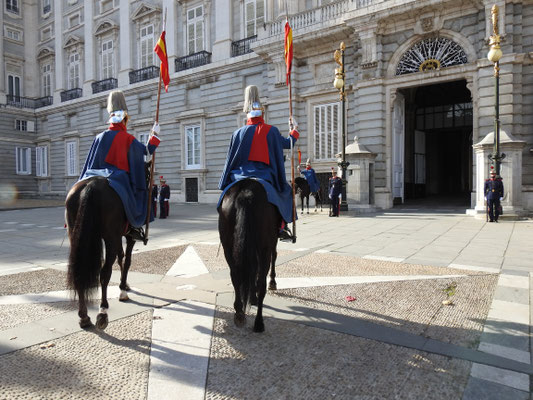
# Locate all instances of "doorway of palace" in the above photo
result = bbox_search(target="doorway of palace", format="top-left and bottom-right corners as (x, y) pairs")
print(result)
(394, 80), (473, 207)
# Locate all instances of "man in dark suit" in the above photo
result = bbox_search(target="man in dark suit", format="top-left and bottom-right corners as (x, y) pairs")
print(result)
(484, 170), (504, 222)
(159, 178), (170, 219)
(328, 168), (342, 217)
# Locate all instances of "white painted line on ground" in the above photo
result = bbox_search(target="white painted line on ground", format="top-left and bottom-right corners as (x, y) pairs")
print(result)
(197, 241), (219, 246)
(363, 255), (405, 263)
(148, 300), (214, 400)
(3, 222), (17, 225)
(478, 342), (531, 364)
(315, 249), (331, 254)
(471, 363), (529, 392)
(0, 286), (123, 305)
(20, 224), (35, 227)
(497, 274), (529, 290)
(294, 248), (310, 252)
(52, 227), (65, 230)
(166, 246), (209, 278)
(0, 229), (16, 233)
(274, 274), (466, 290)
(448, 263), (500, 273)
(487, 300), (530, 325)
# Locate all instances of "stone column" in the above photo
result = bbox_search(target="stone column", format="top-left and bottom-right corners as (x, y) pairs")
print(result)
(212, 0), (232, 62)
(163, 0), (176, 67)
(0, 5), (6, 103)
(470, 130), (527, 219)
(83, 0), (94, 95)
(118, 0), (131, 87)
(53, 0), (64, 104)
(340, 137), (378, 212)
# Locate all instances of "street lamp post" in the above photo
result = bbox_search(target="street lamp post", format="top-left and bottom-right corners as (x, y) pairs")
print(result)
(334, 42), (349, 212)
(487, 4), (505, 175)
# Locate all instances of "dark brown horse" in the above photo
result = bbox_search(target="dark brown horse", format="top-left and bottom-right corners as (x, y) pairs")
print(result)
(218, 179), (280, 333)
(65, 176), (136, 329)
(294, 176), (323, 214)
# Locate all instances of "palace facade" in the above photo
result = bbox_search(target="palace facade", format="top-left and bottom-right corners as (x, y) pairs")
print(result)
(2, 0), (533, 215)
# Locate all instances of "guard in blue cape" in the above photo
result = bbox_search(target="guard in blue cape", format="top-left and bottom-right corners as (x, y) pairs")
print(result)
(329, 168), (342, 217)
(484, 170), (504, 222)
(79, 90), (161, 242)
(298, 158), (320, 193)
(218, 85), (299, 241)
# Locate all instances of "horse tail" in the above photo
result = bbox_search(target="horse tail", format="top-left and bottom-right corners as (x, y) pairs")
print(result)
(232, 187), (258, 311)
(67, 181), (102, 304)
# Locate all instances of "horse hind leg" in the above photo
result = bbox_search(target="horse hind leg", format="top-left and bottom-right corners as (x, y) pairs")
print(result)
(77, 289), (92, 328)
(96, 239), (118, 330)
(254, 260), (270, 333)
(268, 250), (277, 291)
(119, 237), (134, 301)
(230, 268), (246, 327)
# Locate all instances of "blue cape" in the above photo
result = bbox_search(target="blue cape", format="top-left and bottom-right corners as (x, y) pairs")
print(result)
(300, 168), (320, 193)
(218, 122), (296, 223)
(79, 129), (151, 227)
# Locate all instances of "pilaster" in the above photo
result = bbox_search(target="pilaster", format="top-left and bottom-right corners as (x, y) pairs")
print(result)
(53, 0), (64, 104)
(212, 0), (232, 62)
(118, 0), (131, 87)
(163, 0), (176, 67)
(83, 0), (94, 95)
(0, 5), (5, 103)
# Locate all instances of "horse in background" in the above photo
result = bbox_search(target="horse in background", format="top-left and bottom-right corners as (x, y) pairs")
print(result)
(218, 179), (280, 333)
(294, 176), (323, 214)
(65, 176), (136, 329)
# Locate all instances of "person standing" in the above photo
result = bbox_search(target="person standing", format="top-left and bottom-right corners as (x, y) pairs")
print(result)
(151, 184), (158, 221)
(328, 168), (342, 217)
(159, 178), (170, 219)
(484, 170), (504, 222)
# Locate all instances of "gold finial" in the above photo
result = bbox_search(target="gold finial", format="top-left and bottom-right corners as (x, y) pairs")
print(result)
(334, 49), (342, 66)
(340, 42), (346, 51)
(491, 5), (499, 35)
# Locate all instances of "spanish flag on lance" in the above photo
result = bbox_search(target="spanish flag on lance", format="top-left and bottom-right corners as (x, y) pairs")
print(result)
(298, 148), (301, 165)
(154, 31), (170, 92)
(284, 19), (293, 85)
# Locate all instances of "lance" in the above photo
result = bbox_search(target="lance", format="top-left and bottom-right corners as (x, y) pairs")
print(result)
(285, 3), (296, 243)
(144, 8), (167, 243)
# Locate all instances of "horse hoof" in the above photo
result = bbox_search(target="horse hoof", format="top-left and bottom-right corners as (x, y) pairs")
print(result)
(79, 317), (92, 329)
(307, 211), (309, 214)
(96, 313), (108, 330)
(268, 282), (277, 291)
(125, 284), (131, 291)
(234, 313), (246, 328)
(253, 319), (265, 333)
(119, 290), (129, 302)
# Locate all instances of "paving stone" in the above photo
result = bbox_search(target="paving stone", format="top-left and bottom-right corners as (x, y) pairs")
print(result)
(462, 377), (529, 400)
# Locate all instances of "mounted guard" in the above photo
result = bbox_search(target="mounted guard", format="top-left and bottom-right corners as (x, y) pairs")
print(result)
(218, 85), (299, 242)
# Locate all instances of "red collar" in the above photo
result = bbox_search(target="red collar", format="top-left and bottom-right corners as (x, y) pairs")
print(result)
(109, 122), (127, 131)
(247, 117), (264, 125)
(306, 166), (312, 170)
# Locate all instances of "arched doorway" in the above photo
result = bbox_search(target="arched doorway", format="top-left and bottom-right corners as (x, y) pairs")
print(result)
(399, 80), (473, 207)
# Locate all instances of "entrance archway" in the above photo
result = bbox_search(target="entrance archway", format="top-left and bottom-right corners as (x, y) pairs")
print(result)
(399, 80), (473, 207)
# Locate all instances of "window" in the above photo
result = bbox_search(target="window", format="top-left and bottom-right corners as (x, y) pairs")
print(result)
(140, 25), (154, 68)
(15, 120), (27, 131)
(8, 74), (21, 97)
(42, 0), (51, 14)
(69, 14), (80, 29)
(5, 27), (22, 41)
(68, 52), (80, 89)
(66, 140), (78, 176)
(41, 26), (52, 41)
(16, 147), (31, 175)
(245, 0), (265, 37)
(42, 64), (52, 96)
(102, 39), (114, 79)
(100, 0), (113, 13)
(36, 146), (48, 177)
(6, 0), (19, 14)
(187, 6), (204, 55)
(185, 125), (201, 168)
(314, 103), (340, 160)
(138, 132), (149, 161)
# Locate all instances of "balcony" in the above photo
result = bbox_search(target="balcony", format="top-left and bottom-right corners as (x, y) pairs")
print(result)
(92, 78), (118, 94)
(60, 88), (83, 102)
(231, 36), (257, 57)
(6, 95), (53, 109)
(175, 51), (212, 72)
(129, 66), (159, 84)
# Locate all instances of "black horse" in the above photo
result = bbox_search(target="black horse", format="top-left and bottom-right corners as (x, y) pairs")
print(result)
(65, 176), (137, 329)
(294, 176), (323, 214)
(218, 179), (280, 333)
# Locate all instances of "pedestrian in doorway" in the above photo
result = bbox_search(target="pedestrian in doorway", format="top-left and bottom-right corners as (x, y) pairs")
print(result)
(328, 168), (342, 217)
(159, 177), (170, 219)
(484, 170), (504, 222)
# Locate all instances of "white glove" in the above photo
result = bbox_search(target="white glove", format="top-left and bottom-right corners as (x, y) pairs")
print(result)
(484, 197), (487, 201)
(499, 197), (503, 201)
(151, 122), (160, 135)
(288, 117), (298, 131)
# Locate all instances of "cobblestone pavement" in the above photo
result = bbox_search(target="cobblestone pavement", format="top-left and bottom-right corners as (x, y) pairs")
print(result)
(0, 202), (531, 399)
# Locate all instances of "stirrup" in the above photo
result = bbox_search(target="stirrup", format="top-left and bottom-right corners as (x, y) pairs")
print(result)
(278, 227), (295, 243)
(128, 226), (147, 244)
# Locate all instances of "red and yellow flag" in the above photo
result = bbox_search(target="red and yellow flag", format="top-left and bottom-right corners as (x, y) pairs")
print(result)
(297, 148), (301, 165)
(154, 31), (170, 92)
(284, 20), (293, 85)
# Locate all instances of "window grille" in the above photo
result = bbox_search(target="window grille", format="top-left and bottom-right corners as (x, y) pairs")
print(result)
(187, 6), (204, 55)
(185, 125), (201, 168)
(314, 103), (340, 160)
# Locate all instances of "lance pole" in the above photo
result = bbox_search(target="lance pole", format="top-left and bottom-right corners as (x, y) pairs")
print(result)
(144, 9), (166, 242)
